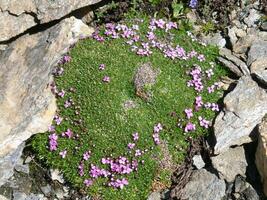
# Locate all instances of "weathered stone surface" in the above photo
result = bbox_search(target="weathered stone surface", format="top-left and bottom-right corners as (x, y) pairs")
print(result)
(214, 76), (267, 154)
(261, 22), (267, 31)
(219, 48), (250, 76)
(255, 118), (267, 196)
(134, 63), (159, 101)
(250, 57), (267, 86)
(247, 39), (267, 66)
(243, 9), (261, 28)
(0, 0), (101, 41)
(0, 16), (94, 186)
(192, 155), (205, 169)
(147, 191), (161, 200)
(202, 32), (226, 48)
(234, 176), (259, 200)
(233, 34), (255, 54)
(218, 57), (243, 77)
(0, 143), (25, 186)
(171, 169), (226, 200)
(228, 27), (238, 46)
(0, 11), (36, 41)
(211, 146), (247, 182)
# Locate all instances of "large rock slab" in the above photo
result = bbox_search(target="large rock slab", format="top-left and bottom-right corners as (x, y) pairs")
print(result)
(211, 146), (247, 182)
(0, 0), (101, 41)
(214, 76), (267, 154)
(0, 16), (94, 186)
(171, 169), (226, 200)
(255, 118), (267, 196)
(247, 40), (267, 66)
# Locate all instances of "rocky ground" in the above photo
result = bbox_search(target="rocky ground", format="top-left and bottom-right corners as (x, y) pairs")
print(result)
(0, 0), (267, 200)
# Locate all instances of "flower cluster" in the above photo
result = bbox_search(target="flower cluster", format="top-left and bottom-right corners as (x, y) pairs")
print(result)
(49, 133), (58, 151)
(152, 123), (163, 145)
(187, 65), (203, 92)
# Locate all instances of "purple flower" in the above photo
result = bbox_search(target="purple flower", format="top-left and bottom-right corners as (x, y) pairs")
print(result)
(153, 123), (163, 133)
(132, 132), (139, 141)
(102, 76), (110, 83)
(83, 151), (91, 161)
(184, 122), (196, 132)
(48, 125), (55, 133)
(147, 31), (156, 40)
(62, 128), (73, 138)
(78, 162), (84, 176)
(84, 179), (93, 187)
(189, 0), (198, 8)
(58, 90), (65, 98)
(198, 116), (210, 128)
(59, 150), (67, 158)
(99, 64), (105, 70)
(184, 109), (193, 119)
(135, 149), (142, 157)
(54, 115), (63, 125)
(49, 133), (58, 151)
(108, 178), (129, 189)
(197, 54), (205, 62)
(64, 100), (71, 108)
(63, 55), (71, 63)
(195, 96), (203, 110)
(127, 143), (135, 149)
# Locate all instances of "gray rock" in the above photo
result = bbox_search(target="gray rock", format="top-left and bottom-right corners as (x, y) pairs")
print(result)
(202, 32), (226, 48)
(259, 31), (267, 41)
(40, 185), (51, 196)
(134, 63), (159, 101)
(0, 16), (93, 186)
(214, 76), (267, 154)
(218, 57), (243, 77)
(243, 9), (261, 27)
(0, 195), (9, 200)
(0, 0), (102, 41)
(233, 34), (256, 54)
(211, 146), (247, 182)
(172, 169), (226, 200)
(14, 163), (29, 174)
(234, 176), (259, 200)
(147, 191), (161, 200)
(50, 169), (64, 184)
(228, 27), (238, 46)
(247, 40), (267, 66)
(261, 22), (267, 31)
(192, 155), (205, 169)
(255, 117), (267, 196)
(219, 48), (250, 76)
(250, 57), (267, 86)
(0, 143), (25, 186)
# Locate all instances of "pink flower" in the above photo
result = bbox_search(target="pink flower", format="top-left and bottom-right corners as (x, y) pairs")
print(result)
(135, 149), (142, 157)
(59, 150), (67, 158)
(153, 123), (163, 133)
(84, 179), (93, 187)
(195, 96), (203, 110)
(147, 31), (156, 40)
(62, 128), (73, 138)
(198, 116), (210, 128)
(78, 162), (84, 176)
(99, 64), (105, 70)
(184, 109), (193, 119)
(184, 122), (196, 132)
(58, 90), (65, 98)
(197, 54), (205, 62)
(49, 133), (58, 151)
(64, 100), (71, 108)
(132, 132), (139, 141)
(108, 178), (129, 189)
(54, 115), (63, 125)
(102, 76), (110, 83)
(127, 143), (135, 149)
(48, 125), (55, 132)
(83, 151), (91, 160)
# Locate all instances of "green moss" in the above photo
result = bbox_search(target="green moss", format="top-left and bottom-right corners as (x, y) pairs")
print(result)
(31, 15), (228, 200)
